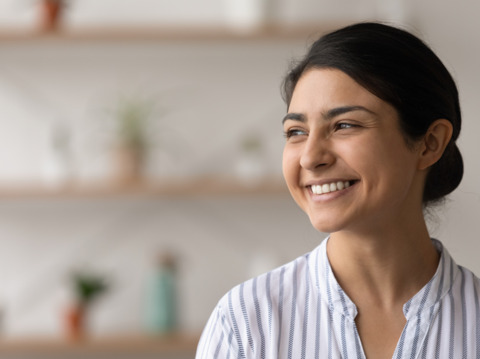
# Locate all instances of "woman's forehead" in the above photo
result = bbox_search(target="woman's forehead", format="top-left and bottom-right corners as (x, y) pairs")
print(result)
(289, 68), (391, 115)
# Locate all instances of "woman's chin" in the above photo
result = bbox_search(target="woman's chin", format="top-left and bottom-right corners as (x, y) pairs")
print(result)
(308, 215), (343, 234)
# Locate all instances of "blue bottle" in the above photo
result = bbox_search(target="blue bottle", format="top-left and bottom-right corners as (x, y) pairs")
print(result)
(144, 253), (177, 334)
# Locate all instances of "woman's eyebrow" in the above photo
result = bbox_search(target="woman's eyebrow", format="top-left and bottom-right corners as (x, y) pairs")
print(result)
(282, 105), (375, 124)
(282, 112), (306, 124)
(323, 105), (375, 120)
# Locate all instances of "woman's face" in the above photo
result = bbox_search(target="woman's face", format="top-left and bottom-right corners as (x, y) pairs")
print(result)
(282, 68), (426, 234)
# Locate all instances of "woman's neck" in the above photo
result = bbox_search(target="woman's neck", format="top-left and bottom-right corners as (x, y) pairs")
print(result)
(327, 218), (440, 310)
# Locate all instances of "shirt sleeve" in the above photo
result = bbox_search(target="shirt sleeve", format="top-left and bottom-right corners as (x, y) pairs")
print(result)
(196, 304), (241, 359)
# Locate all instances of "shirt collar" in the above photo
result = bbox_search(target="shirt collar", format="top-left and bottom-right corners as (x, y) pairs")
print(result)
(309, 237), (459, 320)
(402, 239), (459, 319)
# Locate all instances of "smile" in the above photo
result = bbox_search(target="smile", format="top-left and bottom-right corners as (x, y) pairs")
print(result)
(309, 180), (355, 195)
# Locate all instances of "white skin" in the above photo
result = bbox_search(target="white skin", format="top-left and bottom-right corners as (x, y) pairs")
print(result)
(282, 68), (453, 359)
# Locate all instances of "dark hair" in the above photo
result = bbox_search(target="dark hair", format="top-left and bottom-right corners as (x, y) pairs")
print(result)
(282, 22), (463, 205)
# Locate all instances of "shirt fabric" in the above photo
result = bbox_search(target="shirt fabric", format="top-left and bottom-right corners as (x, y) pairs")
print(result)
(196, 237), (480, 358)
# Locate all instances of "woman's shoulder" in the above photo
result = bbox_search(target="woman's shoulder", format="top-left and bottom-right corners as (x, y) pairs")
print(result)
(197, 246), (323, 359)
(216, 246), (317, 315)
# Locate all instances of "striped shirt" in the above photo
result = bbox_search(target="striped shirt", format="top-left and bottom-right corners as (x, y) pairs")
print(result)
(196, 237), (480, 358)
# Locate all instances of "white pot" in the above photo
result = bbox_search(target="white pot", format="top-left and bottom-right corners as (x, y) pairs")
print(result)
(376, 0), (409, 24)
(223, 0), (271, 33)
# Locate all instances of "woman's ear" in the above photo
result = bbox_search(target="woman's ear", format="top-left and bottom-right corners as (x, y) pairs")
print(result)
(418, 119), (453, 170)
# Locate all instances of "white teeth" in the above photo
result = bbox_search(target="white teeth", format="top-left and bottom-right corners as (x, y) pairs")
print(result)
(311, 181), (353, 195)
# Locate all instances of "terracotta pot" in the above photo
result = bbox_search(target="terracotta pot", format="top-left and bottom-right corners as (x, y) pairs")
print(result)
(65, 304), (85, 340)
(40, 0), (64, 32)
(112, 145), (144, 185)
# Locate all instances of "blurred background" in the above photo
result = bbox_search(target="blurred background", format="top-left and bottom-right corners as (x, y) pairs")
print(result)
(0, 0), (478, 358)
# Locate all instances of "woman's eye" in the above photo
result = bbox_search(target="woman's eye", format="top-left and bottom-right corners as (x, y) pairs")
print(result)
(284, 129), (307, 139)
(335, 122), (357, 130)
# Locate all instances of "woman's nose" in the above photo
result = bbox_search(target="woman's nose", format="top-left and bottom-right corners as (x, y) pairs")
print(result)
(299, 136), (334, 170)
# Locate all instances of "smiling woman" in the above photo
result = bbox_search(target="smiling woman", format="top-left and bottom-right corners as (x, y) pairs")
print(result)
(196, 23), (479, 359)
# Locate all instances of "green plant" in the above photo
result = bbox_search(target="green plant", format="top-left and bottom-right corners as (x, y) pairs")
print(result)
(114, 98), (156, 156)
(240, 134), (262, 154)
(71, 271), (109, 306)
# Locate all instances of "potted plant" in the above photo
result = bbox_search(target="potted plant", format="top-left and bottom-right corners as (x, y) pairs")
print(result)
(109, 97), (159, 185)
(65, 271), (109, 340)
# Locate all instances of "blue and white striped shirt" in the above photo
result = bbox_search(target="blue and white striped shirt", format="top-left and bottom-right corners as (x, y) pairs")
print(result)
(196, 238), (480, 358)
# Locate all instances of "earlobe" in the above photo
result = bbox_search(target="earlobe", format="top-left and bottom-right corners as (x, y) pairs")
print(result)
(418, 119), (453, 170)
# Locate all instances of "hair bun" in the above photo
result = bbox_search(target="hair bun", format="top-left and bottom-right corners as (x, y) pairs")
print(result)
(423, 142), (463, 203)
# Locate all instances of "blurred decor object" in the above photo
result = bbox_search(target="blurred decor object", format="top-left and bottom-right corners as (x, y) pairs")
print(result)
(223, 0), (272, 33)
(234, 134), (267, 187)
(144, 252), (177, 334)
(375, 0), (409, 23)
(65, 271), (109, 340)
(39, 0), (66, 32)
(65, 304), (84, 340)
(43, 122), (74, 188)
(110, 97), (158, 186)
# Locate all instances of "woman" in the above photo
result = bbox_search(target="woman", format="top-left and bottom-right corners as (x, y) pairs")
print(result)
(196, 22), (480, 358)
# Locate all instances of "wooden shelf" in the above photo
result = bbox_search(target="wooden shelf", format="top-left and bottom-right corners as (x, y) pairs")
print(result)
(0, 23), (346, 43)
(0, 333), (199, 354)
(0, 177), (289, 199)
